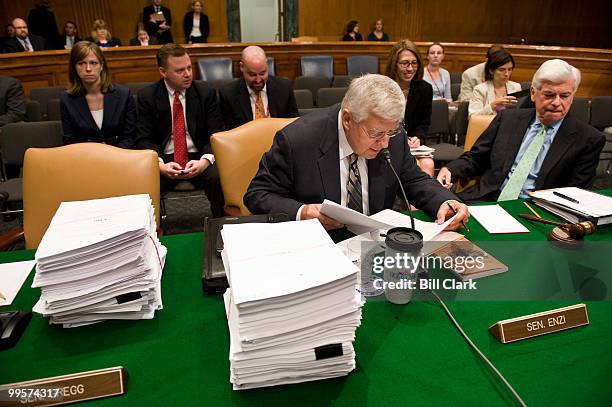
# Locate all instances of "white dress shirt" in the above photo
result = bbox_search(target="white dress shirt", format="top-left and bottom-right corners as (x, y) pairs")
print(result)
(161, 80), (215, 164)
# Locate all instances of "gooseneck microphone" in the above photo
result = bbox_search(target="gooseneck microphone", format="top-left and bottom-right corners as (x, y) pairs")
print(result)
(381, 148), (415, 230)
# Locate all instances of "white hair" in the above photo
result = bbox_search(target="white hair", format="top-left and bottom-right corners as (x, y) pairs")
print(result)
(532, 59), (581, 92)
(340, 74), (405, 123)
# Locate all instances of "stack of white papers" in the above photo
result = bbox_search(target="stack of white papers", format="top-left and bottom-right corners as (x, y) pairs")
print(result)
(32, 194), (167, 328)
(221, 219), (362, 390)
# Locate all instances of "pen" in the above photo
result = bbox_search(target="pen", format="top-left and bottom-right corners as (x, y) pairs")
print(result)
(447, 202), (470, 232)
(553, 191), (580, 204)
(523, 201), (541, 218)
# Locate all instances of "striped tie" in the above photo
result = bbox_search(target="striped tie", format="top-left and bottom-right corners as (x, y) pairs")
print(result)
(347, 153), (363, 213)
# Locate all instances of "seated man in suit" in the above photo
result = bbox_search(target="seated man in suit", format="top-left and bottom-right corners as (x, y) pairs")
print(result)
(136, 44), (225, 217)
(245, 74), (468, 230)
(218, 45), (299, 130)
(437, 59), (605, 202)
(0, 75), (26, 126)
(55, 20), (80, 50)
(4, 18), (46, 52)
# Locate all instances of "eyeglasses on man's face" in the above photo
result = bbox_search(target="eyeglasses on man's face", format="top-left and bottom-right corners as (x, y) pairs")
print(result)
(357, 120), (405, 140)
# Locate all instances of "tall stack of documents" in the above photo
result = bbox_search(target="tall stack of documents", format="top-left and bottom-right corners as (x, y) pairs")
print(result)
(221, 219), (362, 390)
(32, 194), (166, 328)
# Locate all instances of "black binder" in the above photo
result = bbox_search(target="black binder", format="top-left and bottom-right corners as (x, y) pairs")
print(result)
(202, 214), (290, 294)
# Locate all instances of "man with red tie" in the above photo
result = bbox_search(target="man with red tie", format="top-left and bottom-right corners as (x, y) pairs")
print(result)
(136, 43), (225, 217)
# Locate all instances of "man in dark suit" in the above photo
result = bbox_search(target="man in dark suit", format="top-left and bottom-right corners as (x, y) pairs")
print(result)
(437, 59), (605, 202)
(4, 18), (46, 52)
(54, 20), (80, 50)
(136, 44), (225, 217)
(245, 74), (468, 230)
(142, 0), (173, 44)
(0, 76), (26, 127)
(219, 45), (298, 130)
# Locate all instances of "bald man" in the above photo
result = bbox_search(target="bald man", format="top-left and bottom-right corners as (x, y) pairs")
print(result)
(218, 45), (298, 129)
(3, 18), (46, 53)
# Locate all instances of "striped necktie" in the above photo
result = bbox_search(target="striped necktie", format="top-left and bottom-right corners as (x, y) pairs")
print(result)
(346, 153), (363, 213)
(498, 124), (549, 201)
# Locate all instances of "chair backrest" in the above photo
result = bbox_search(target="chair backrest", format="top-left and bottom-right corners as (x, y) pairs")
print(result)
(293, 89), (314, 109)
(428, 99), (450, 135)
(23, 143), (160, 249)
(568, 97), (590, 124)
(197, 57), (233, 82)
(300, 55), (333, 80)
(451, 83), (460, 101)
(212, 78), (237, 90)
(125, 82), (153, 95)
(316, 87), (347, 108)
(333, 75), (355, 88)
(211, 118), (296, 216)
(30, 86), (66, 117)
(449, 72), (462, 84)
(590, 96), (612, 130)
(47, 98), (61, 121)
(293, 76), (331, 105)
(346, 55), (378, 75)
(267, 56), (275, 76)
(464, 114), (495, 152)
(0, 121), (63, 167)
(25, 100), (42, 122)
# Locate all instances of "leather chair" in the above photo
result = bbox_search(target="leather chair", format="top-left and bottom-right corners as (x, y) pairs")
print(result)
(590, 96), (612, 131)
(22, 143), (160, 249)
(293, 76), (331, 106)
(267, 56), (276, 76)
(427, 100), (463, 163)
(568, 97), (589, 124)
(300, 55), (333, 81)
(25, 100), (42, 122)
(197, 57), (233, 83)
(211, 118), (296, 216)
(47, 98), (61, 121)
(293, 89), (314, 109)
(346, 55), (378, 75)
(316, 87), (346, 108)
(464, 114), (495, 152)
(30, 86), (66, 119)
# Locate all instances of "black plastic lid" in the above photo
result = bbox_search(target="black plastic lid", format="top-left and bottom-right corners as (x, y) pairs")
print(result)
(385, 227), (423, 252)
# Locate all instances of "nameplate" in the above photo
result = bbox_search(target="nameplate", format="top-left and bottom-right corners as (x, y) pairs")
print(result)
(0, 366), (126, 406)
(489, 304), (589, 344)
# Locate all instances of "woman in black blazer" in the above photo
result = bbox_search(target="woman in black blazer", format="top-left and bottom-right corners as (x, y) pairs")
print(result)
(385, 39), (434, 176)
(183, 0), (210, 43)
(60, 41), (135, 148)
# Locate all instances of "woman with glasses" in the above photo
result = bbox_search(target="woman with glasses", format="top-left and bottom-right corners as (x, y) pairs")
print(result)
(468, 48), (521, 118)
(423, 42), (452, 102)
(385, 39), (434, 176)
(60, 41), (135, 147)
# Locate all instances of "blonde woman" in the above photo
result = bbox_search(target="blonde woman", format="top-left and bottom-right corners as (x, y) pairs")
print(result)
(88, 19), (121, 47)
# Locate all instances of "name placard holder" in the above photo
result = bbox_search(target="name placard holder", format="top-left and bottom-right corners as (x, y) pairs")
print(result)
(0, 366), (127, 406)
(489, 304), (589, 344)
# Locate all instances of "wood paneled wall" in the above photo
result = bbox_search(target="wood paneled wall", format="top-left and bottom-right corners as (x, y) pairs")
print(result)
(1, 42), (610, 99)
(298, 0), (612, 49)
(0, 0), (228, 45)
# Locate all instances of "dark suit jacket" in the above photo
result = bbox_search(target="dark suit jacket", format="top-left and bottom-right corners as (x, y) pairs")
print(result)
(128, 37), (159, 46)
(245, 104), (457, 219)
(3, 35), (46, 52)
(135, 79), (223, 157)
(143, 5), (173, 43)
(446, 108), (606, 201)
(342, 33), (363, 41)
(0, 76), (26, 126)
(183, 11), (209, 42)
(404, 79), (432, 144)
(218, 76), (299, 130)
(60, 84), (135, 148)
(53, 35), (81, 50)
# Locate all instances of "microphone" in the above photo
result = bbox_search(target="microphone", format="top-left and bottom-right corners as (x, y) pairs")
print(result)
(381, 148), (415, 230)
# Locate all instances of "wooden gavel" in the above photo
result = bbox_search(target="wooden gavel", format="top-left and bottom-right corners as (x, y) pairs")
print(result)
(518, 214), (595, 239)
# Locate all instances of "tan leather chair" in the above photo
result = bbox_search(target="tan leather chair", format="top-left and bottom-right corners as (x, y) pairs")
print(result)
(22, 143), (160, 250)
(211, 118), (297, 216)
(464, 114), (495, 152)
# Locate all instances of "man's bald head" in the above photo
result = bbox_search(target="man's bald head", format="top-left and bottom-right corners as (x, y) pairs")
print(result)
(11, 18), (29, 40)
(240, 46), (268, 92)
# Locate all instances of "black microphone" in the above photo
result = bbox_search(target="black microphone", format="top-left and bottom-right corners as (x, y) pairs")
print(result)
(381, 148), (415, 230)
